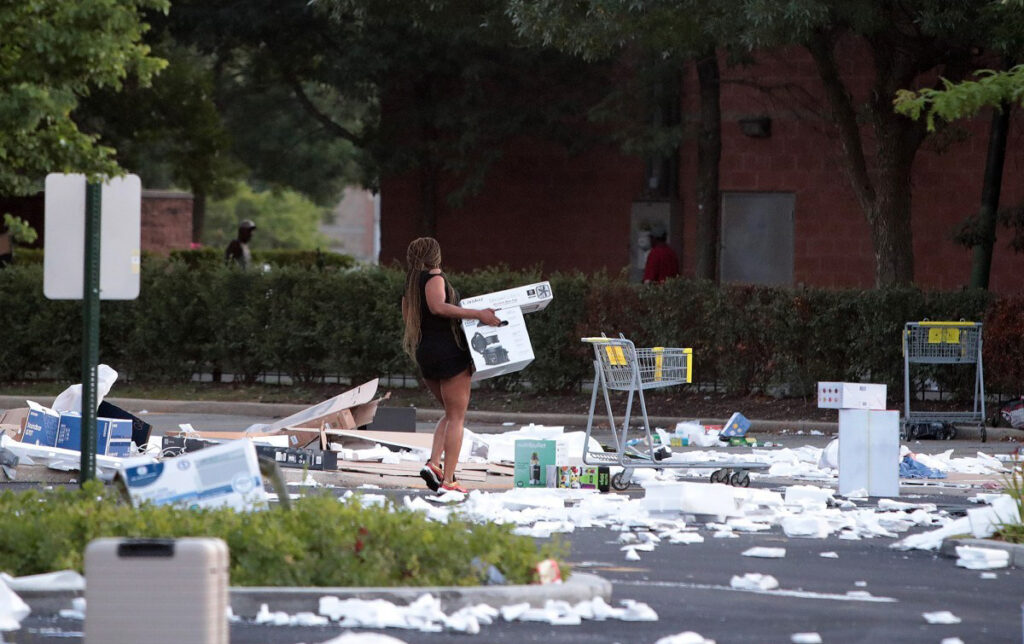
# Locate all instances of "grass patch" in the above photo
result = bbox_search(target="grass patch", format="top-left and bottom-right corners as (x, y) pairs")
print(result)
(998, 457), (1024, 544)
(0, 482), (567, 586)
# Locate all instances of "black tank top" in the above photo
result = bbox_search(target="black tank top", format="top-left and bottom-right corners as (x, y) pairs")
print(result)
(419, 271), (459, 335)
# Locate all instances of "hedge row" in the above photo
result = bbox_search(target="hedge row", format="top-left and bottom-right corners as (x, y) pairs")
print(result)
(10, 247), (356, 270)
(1, 260), (1021, 397)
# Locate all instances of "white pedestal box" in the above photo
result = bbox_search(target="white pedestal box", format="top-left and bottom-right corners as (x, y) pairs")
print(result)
(838, 409), (900, 497)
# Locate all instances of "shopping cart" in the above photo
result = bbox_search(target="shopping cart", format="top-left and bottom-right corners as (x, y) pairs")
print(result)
(902, 320), (986, 442)
(581, 335), (767, 490)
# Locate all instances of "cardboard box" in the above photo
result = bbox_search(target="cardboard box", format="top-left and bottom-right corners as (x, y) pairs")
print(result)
(55, 413), (133, 456)
(554, 465), (610, 492)
(721, 412), (751, 438)
(514, 439), (559, 488)
(817, 382), (887, 410)
(462, 306), (535, 381)
(457, 281), (553, 314)
(22, 401), (61, 447)
(0, 407), (29, 442)
(121, 439), (268, 511)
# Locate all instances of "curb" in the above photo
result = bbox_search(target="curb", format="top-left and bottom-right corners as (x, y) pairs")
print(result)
(3, 395), (1017, 440)
(17, 572), (612, 618)
(938, 537), (1024, 567)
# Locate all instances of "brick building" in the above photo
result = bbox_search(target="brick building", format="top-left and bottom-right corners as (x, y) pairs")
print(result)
(379, 44), (1024, 295)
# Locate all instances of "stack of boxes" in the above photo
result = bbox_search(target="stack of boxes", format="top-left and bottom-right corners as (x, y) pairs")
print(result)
(817, 381), (897, 497)
(21, 401), (132, 457)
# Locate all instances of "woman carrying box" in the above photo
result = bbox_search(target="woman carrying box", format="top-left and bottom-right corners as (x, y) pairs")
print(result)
(402, 237), (501, 494)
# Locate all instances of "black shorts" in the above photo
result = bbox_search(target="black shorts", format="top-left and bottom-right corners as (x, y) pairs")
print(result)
(416, 332), (472, 380)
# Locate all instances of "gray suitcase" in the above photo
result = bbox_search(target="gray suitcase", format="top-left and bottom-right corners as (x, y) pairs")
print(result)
(84, 537), (229, 644)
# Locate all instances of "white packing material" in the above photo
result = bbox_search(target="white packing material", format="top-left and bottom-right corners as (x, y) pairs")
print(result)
(791, 634), (823, 644)
(0, 570), (84, 592)
(922, 611), (961, 625)
(654, 632), (716, 644)
(742, 547), (786, 558)
(966, 494), (1021, 538)
(955, 545), (1010, 570)
(51, 364), (119, 413)
(781, 515), (832, 539)
(730, 573), (779, 591)
(317, 634), (410, 644)
(643, 481), (742, 517)
(784, 485), (834, 510)
(820, 551), (839, 558)
(0, 577), (30, 631)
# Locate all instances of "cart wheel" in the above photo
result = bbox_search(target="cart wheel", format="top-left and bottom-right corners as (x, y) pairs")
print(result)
(899, 425), (909, 441)
(710, 469), (730, 484)
(729, 471), (751, 488)
(610, 471), (631, 491)
(942, 424), (957, 440)
(979, 424), (986, 443)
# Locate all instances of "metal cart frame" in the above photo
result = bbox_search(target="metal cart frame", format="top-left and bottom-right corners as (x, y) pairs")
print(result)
(902, 320), (986, 442)
(581, 335), (767, 490)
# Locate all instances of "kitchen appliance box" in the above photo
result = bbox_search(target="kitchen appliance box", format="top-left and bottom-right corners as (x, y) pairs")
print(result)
(459, 281), (553, 382)
(514, 439), (566, 488)
(817, 382), (887, 410)
(22, 401), (61, 447)
(121, 440), (268, 511)
(54, 412), (133, 457)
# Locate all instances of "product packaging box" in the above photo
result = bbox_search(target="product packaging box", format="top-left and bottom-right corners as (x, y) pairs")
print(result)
(721, 412), (751, 438)
(457, 281), (553, 314)
(554, 465), (610, 492)
(838, 409), (899, 497)
(514, 439), (559, 488)
(54, 412), (133, 456)
(461, 306), (535, 381)
(459, 282), (554, 382)
(121, 439), (268, 511)
(817, 382), (887, 410)
(22, 401), (61, 447)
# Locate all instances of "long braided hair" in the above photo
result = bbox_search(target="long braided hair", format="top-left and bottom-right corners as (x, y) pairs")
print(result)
(402, 237), (460, 360)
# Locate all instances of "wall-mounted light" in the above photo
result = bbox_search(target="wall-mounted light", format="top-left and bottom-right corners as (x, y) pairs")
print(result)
(739, 116), (772, 138)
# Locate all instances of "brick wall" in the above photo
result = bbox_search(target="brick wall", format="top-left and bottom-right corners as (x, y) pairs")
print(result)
(141, 190), (193, 254)
(380, 40), (1024, 294)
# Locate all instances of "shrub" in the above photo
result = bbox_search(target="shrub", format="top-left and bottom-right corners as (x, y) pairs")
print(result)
(0, 482), (567, 586)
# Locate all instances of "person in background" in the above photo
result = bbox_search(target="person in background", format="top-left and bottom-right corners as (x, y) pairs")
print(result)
(643, 224), (679, 284)
(402, 237), (501, 494)
(225, 219), (256, 268)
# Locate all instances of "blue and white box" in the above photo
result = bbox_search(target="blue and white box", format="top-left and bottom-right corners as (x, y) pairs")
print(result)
(22, 401), (61, 447)
(721, 412), (751, 438)
(55, 413), (133, 456)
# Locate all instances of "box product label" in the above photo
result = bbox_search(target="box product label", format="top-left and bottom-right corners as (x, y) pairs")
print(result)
(22, 402), (60, 447)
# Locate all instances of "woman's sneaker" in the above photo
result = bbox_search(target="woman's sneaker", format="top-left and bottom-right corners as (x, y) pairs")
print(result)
(419, 462), (442, 492)
(439, 480), (468, 494)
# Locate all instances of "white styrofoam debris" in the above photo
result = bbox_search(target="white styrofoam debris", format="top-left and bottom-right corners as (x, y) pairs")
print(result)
(667, 532), (705, 545)
(643, 481), (741, 517)
(782, 516), (832, 538)
(956, 545), (1010, 570)
(980, 572), (998, 579)
(730, 573), (779, 591)
(0, 578), (30, 631)
(819, 552), (839, 558)
(966, 495), (1021, 538)
(939, 639), (965, 644)
(256, 604), (329, 627)
(854, 581), (867, 587)
(791, 633), (823, 644)
(892, 516), (970, 551)
(0, 571), (85, 592)
(655, 631), (716, 644)
(922, 611), (961, 625)
(742, 547), (786, 558)
(316, 633), (411, 644)
(624, 547), (641, 561)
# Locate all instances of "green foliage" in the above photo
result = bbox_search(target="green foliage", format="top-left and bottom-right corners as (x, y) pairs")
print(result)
(168, 248), (356, 271)
(201, 182), (331, 250)
(0, 481), (566, 586)
(894, 65), (1024, 131)
(0, 0), (169, 196)
(2, 214), (38, 245)
(999, 456), (1024, 544)
(0, 265), (1021, 397)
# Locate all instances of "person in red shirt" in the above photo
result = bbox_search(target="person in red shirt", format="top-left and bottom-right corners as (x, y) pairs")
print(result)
(643, 224), (679, 283)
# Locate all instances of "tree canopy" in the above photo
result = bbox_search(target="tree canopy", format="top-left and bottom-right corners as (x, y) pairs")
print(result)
(0, 0), (168, 196)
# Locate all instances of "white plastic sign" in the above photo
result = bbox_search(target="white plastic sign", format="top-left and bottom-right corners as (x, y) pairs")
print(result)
(43, 173), (141, 300)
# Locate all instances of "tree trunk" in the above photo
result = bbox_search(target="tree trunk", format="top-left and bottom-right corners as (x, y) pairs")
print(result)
(867, 175), (915, 287)
(970, 103), (1010, 290)
(694, 49), (721, 282)
(418, 162), (438, 237)
(191, 190), (206, 244)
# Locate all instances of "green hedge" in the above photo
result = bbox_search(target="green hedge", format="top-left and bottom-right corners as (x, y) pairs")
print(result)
(0, 482), (565, 586)
(0, 260), (1018, 397)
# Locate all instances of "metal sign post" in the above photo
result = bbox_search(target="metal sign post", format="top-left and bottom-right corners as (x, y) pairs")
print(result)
(80, 182), (102, 482)
(44, 174), (141, 488)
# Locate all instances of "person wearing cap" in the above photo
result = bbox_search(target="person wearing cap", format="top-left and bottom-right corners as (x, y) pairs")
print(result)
(643, 224), (679, 284)
(225, 219), (256, 268)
